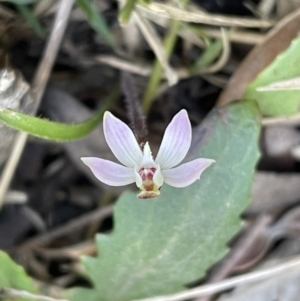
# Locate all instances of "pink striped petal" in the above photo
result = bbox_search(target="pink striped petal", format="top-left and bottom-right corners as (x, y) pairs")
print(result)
(104, 112), (143, 168)
(155, 110), (191, 169)
(162, 158), (215, 188)
(81, 157), (136, 186)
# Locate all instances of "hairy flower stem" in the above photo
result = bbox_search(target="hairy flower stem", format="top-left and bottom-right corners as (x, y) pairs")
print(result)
(121, 72), (148, 146)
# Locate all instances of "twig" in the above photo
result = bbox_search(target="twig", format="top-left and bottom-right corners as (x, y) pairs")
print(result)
(0, 0), (74, 209)
(17, 205), (113, 249)
(0, 288), (68, 301)
(134, 255), (300, 301)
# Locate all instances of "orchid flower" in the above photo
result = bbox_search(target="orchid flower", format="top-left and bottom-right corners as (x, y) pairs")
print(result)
(81, 110), (215, 199)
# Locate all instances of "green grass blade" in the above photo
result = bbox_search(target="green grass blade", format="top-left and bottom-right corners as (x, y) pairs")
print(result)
(119, 0), (137, 24)
(0, 90), (118, 142)
(76, 0), (117, 48)
(16, 4), (46, 38)
(191, 38), (223, 73)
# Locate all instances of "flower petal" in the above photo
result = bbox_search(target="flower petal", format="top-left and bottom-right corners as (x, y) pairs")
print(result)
(162, 158), (215, 188)
(81, 157), (136, 186)
(153, 164), (164, 187)
(104, 111), (143, 168)
(155, 109), (192, 169)
(134, 169), (142, 188)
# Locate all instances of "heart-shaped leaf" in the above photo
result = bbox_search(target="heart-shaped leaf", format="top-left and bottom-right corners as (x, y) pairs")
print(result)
(69, 100), (261, 301)
(244, 34), (300, 116)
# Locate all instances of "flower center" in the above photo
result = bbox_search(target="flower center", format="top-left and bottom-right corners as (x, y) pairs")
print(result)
(139, 167), (156, 181)
(138, 167), (160, 199)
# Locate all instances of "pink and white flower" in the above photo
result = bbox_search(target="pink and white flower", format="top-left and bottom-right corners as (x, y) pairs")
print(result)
(81, 110), (215, 199)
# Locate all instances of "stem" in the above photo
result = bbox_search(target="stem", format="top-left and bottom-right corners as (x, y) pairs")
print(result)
(142, 0), (189, 114)
(142, 19), (181, 114)
(119, 0), (137, 24)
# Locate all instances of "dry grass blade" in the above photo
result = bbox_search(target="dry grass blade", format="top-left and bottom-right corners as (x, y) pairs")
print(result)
(33, 0), (57, 17)
(0, 4), (16, 19)
(132, 10), (178, 86)
(257, 0), (276, 18)
(95, 55), (152, 76)
(139, 2), (274, 28)
(0, 288), (68, 301)
(0, 0), (74, 209)
(199, 28), (231, 74)
(18, 205), (113, 248)
(202, 27), (265, 45)
(137, 7), (206, 48)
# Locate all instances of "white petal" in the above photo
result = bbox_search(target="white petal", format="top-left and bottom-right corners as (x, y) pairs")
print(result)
(140, 142), (156, 168)
(153, 164), (164, 187)
(155, 110), (191, 169)
(104, 111), (143, 168)
(162, 158), (215, 188)
(134, 169), (143, 188)
(81, 157), (136, 186)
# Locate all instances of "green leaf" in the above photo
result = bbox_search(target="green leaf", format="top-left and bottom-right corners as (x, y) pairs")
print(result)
(75, 0), (117, 48)
(0, 250), (36, 298)
(244, 34), (300, 116)
(69, 100), (261, 301)
(0, 90), (118, 142)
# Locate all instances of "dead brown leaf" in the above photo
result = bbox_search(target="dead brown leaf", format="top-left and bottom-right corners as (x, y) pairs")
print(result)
(217, 8), (300, 106)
